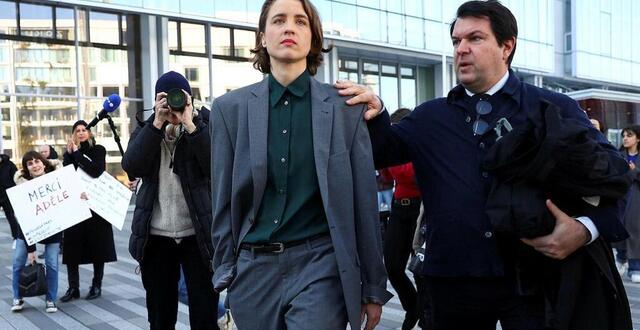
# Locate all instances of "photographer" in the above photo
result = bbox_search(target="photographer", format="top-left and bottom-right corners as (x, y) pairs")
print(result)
(122, 71), (218, 329)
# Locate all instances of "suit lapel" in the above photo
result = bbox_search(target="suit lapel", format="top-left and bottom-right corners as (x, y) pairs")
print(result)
(248, 77), (269, 220)
(310, 78), (334, 205)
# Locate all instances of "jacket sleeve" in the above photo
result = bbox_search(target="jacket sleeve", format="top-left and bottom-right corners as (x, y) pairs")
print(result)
(9, 161), (17, 181)
(351, 105), (393, 305)
(69, 145), (106, 178)
(210, 101), (236, 292)
(559, 96), (629, 242)
(121, 122), (164, 178)
(184, 109), (211, 180)
(366, 110), (412, 169)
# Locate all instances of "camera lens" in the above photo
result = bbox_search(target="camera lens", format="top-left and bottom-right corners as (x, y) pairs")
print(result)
(166, 88), (187, 112)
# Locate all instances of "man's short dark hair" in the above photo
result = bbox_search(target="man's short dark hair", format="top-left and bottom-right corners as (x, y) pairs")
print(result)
(450, 0), (518, 66)
(251, 0), (330, 76)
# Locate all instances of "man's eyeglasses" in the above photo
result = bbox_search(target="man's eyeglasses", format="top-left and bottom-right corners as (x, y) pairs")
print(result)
(472, 99), (492, 135)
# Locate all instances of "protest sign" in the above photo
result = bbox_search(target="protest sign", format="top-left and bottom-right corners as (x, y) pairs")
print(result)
(6, 165), (92, 245)
(78, 169), (132, 230)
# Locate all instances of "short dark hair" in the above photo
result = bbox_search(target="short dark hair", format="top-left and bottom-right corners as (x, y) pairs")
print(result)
(390, 108), (412, 124)
(21, 150), (55, 180)
(450, 0), (518, 66)
(251, 0), (330, 75)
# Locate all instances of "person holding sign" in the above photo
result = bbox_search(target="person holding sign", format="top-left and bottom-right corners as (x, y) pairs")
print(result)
(122, 71), (218, 329)
(11, 150), (63, 313)
(59, 120), (117, 302)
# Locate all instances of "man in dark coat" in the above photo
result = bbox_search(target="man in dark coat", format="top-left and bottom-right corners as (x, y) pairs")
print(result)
(336, 1), (630, 329)
(122, 71), (218, 330)
(0, 154), (19, 239)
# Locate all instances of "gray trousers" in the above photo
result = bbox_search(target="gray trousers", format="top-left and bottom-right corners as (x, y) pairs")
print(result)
(227, 236), (348, 330)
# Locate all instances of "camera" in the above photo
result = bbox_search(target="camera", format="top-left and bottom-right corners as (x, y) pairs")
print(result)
(166, 88), (187, 112)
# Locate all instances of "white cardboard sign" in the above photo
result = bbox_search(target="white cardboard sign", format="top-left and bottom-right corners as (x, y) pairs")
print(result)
(78, 168), (132, 230)
(6, 165), (92, 246)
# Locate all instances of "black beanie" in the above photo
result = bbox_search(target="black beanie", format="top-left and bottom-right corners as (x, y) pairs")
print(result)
(72, 120), (89, 133)
(155, 71), (192, 95)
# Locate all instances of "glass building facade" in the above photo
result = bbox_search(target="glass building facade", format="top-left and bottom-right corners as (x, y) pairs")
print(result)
(1, 0), (639, 181)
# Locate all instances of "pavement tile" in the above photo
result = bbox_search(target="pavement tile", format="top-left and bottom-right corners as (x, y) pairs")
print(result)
(1, 212), (640, 329)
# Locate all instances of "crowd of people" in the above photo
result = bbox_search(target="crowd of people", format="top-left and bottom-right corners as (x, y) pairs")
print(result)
(0, 0), (637, 330)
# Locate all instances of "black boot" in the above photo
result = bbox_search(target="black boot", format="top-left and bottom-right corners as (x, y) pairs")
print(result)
(59, 287), (80, 302)
(85, 286), (101, 300)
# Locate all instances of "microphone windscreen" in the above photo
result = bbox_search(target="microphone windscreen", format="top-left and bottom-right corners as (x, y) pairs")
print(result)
(103, 94), (121, 113)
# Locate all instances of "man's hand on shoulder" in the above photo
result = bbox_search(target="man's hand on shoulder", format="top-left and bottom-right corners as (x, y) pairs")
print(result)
(521, 199), (590, 260)
(334, 80), (383, 120)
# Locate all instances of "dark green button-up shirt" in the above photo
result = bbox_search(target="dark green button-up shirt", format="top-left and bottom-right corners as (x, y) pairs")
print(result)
(243, 71), (329, 244)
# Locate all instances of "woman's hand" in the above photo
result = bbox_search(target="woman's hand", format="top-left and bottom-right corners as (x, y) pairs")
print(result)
(66, 138), (78, 153)
(27, 252), (36, 264)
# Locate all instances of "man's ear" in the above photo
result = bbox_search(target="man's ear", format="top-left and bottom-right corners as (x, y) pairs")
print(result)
(502, 37), (516, 62)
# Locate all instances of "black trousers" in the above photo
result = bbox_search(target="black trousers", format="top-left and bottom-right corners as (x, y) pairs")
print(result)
(140, 235), (219, 330)
(384, 200), (420, 320)
(0, 199), (19, 239)
(425, 276), (546, 330)
(67, 263), (104, 288)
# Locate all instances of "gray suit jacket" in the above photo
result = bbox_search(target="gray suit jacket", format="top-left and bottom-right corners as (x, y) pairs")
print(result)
(210, 76), (392, 327)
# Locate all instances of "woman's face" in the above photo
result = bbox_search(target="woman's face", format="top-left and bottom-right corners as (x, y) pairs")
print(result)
(261, 0), (312, 69)
(74, 125), (90, 143)
(26, 158), (45, 178)
(622, 131), (639, 150)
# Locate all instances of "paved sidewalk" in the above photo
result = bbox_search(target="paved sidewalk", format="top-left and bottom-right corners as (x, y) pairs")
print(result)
(0, 211), (639, 329)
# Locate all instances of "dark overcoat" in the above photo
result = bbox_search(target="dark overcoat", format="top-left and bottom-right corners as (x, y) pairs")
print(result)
(622, 150), (640, 259)
(62, 142), (117, 264)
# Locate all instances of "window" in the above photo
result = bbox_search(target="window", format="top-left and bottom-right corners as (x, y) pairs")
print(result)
(185, 68), (199, 81)
(102, 86), (119, 96)
(357, 7), (382, 41)
(211, 26), (231, 56)
(89, 11), (120, 45)
(56, 7), (75, 41)
(19, 3), (53, 38)
(0, 1), (17, 35)
(234, 29), (255, 58)
(181, 23), (205, 54)
(169, 21), (179, 51)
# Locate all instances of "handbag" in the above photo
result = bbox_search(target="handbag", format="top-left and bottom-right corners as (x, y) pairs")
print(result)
(408, 242), (426, 274)
(19, 262), (48, 297)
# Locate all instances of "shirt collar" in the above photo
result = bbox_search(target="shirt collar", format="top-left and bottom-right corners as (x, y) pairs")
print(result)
(464, 70), (509, 97)
(447, 69), (520, 105)
(269, 70), (310, 105)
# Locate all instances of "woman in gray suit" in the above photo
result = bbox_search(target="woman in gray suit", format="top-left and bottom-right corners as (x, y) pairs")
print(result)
(210, 0), (391, 329)
(619, 125), (640, 282)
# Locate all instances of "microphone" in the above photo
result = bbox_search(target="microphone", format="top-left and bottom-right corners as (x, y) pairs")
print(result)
(86, 94), (121, 129)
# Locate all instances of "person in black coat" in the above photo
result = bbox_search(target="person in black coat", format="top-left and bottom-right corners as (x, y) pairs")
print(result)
(0, 154), (19, 239)
(59, 120), (117, 302)
(122, 71), (218, 329)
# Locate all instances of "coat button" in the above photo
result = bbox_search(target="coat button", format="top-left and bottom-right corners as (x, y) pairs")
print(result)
(484, 231), (493, 238)
(479, 142), (485, 149)
(284, 100), (289, 106)
(274, 218), (279, 224)
(465, 116), (471, 123)
(482, 171), (489, 178)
